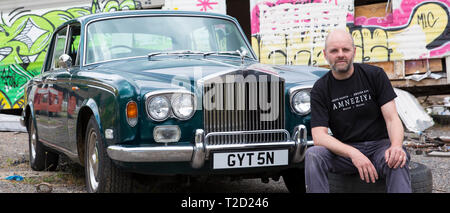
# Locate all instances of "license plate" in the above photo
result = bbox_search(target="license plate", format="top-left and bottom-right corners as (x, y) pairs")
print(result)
(213, 150), (288, 169)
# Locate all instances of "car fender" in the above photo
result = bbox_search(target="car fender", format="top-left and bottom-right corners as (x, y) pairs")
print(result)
(81, 98), (103, 135)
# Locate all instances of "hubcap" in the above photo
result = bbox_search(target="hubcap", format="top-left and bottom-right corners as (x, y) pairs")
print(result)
(87, 129), (100, 191)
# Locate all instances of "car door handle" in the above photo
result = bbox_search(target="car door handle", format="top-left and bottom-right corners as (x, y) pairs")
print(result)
(47, 77), (57, 81)
(33, 78), (42, 84)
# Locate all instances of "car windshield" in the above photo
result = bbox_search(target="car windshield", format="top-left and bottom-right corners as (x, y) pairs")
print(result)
(85, 16), (253, 64)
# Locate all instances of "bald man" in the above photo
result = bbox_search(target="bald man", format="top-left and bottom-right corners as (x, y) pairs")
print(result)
(305, 29), (412, 193)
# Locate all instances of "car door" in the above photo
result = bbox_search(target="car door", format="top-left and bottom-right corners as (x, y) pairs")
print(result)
(43, 26), (71, 148)
(56, 23), (81, 153)
(33, 72), (52, 143)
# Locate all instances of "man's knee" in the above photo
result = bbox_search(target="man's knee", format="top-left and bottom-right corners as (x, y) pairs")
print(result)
(306, 146), (329, 157)
(305, 146), (331, 163)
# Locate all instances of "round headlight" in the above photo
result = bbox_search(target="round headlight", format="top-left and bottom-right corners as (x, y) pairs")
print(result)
(171, 94), (195, 120)
(147, 96), (170, 121)
(292, 90), (311, 115)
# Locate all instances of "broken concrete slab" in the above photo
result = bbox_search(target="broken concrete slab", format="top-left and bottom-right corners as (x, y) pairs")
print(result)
(0, 114), (26, 132)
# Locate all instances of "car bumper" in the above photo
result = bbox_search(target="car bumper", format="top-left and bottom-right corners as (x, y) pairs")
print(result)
(107, 125), (313, 169)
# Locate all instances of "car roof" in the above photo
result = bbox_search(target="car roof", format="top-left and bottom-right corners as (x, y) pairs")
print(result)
(74, 9), (235, 24)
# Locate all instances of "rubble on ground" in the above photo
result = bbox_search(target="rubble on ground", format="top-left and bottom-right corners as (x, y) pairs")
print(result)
(404, 133), (450, 157)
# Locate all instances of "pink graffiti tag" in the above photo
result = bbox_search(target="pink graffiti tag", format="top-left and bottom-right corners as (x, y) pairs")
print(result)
(197, 0), (218, 11)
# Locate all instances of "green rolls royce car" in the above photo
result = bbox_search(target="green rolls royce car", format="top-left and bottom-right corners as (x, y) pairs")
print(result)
(20, 10), (324, 193)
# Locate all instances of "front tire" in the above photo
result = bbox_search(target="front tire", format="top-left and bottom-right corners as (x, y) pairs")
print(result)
(84, 115), (134, 193)
(28, 118), (59, 171)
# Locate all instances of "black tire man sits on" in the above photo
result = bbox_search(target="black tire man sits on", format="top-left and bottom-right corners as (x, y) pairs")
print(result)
(305, 29), (412, 193)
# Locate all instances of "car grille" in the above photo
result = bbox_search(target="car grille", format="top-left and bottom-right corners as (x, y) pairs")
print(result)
(203, 72), (286, 145)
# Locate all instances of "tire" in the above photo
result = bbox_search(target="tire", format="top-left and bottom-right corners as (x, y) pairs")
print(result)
(409, 161), (433, 193)
(28, 117), (59, 171)
(328, 161), (432, 193)
(84, 115), (134, 193)
(282, 168), (306, 193)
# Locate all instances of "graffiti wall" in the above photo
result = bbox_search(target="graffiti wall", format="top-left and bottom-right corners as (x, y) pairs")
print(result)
(0, 0), (141, 109)
(250, 0), (450, 67)
(163, 0), (226, 13)
(0, 0), (226, 110)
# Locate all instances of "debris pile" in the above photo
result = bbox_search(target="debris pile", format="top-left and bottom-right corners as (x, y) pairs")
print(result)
(404, 133), (450, 157)
(425, 96), (450, 125)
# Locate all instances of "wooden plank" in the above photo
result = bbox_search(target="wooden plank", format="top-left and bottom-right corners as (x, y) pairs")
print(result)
(367, 61), (395, 78)
(394, 60), (405, 79)
(355, 2), (392, 19)
(391, 78), (448, 88)
(405, 58), (443, 75)
(446, 56), (450, 84)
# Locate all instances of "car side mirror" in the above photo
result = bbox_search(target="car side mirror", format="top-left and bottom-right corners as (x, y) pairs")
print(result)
(58, 54), (73, 69)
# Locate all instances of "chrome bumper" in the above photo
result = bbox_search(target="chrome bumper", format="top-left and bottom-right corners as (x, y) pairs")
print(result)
(107, 125), (312, 169)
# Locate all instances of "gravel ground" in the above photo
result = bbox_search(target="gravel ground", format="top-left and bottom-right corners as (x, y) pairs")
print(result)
(0, 126), (448, 193)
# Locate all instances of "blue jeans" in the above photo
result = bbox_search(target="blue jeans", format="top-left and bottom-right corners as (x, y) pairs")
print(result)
(305, 139), (412, 193)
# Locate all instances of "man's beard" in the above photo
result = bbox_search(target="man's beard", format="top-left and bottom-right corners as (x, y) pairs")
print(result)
(332, 62), (352, 73)
(329, 57), (354, 74)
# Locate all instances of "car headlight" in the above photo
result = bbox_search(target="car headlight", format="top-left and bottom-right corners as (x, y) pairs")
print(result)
(145, 90), (196, 121)
(147, 96), (170, 121)
(171, 94), (195, 120)
(291, 90), (311, 115)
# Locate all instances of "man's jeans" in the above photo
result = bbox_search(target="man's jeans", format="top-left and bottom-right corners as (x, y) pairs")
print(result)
(305, 139), (412, 193)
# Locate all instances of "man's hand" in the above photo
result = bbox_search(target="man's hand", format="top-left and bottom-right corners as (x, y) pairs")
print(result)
(385, 146), (407, 169)
(349, 149), (378, 183)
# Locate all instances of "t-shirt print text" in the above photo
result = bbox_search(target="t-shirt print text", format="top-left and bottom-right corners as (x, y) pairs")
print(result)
(331, 90), (372, 111)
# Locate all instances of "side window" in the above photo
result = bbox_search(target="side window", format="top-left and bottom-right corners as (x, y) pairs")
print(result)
(68, 25), (81, 66)
(50, 27), (68, 70)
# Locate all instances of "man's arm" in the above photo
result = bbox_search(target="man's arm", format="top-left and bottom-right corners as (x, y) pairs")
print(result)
(380, 100), (406, 169)
(311, 127), (378, 183)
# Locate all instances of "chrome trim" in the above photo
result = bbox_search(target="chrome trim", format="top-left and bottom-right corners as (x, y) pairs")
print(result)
(204, 129), (290, 159)
(191, 129), (206, 168)
(83, 13), (256, 66)
(107, 145), (194, 162)
(107, 127), (309, 168)
(289, 85), (312, 116)
(203, 74), (285, 145)
(292, 125), (308, 163)
(144, 89), (196, 122)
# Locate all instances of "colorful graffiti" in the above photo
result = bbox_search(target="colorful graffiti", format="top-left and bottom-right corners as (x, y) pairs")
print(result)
(163, 0), (225, 13)
(0, 0), (140, 109)
(250, 0), (450, 66)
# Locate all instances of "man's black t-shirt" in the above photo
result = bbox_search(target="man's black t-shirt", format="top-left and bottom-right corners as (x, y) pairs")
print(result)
(310, 63), (397, 143)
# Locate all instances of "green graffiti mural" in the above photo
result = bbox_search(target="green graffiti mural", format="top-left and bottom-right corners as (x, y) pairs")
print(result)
(0, 0), (139, 109)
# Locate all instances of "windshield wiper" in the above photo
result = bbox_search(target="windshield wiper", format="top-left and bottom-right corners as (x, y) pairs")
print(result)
(203, 50), (252, 59)
(148, 50), (206, 59)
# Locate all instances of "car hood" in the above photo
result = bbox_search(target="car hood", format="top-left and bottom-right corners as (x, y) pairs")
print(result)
(90, 57), (321, 91)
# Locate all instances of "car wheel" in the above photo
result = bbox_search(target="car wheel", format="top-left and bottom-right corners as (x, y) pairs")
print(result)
(328, 161), (432, 193)
(84, 115), (134, 193)
(28, 117), (59, 171)
(282, 168), (306, 193)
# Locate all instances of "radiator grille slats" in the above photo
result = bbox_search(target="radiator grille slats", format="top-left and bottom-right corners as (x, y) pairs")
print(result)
(203, 73), (285, 145)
